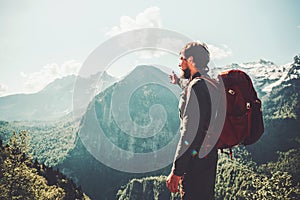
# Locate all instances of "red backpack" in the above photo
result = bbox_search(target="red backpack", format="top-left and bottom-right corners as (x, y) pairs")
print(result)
(202, 70), (264, 154)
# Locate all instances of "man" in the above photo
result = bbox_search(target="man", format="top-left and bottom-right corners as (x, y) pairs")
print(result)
(166, 42), (218, 200)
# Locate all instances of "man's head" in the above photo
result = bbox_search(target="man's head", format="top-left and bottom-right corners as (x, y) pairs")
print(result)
(179, 42), (210, 76)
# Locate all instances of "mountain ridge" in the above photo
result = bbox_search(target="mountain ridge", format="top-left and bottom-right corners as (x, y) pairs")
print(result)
(0, 72), (116, 121)
(0, 55), (300, 199)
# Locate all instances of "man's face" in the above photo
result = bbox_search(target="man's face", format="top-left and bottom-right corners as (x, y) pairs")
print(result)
(179, 56), (191, 79)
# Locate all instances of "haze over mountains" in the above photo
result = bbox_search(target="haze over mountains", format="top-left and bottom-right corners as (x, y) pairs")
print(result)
(0, 55), (299, 122)
(0, 71), (116, 121)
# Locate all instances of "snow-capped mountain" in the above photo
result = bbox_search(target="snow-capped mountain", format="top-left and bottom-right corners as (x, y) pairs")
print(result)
(210, 55), (300, 100)
(0, 54), (299, 121)
(287, 55), (300, 80)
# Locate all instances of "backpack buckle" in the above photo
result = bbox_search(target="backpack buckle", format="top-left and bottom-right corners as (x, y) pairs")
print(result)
(228, 89), (235, 95)
(246, 102), (251, 109)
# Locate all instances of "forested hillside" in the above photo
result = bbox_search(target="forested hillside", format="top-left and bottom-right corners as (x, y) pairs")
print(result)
(117, 147), (300, 200)
(0, 56), (299, 199)
(0, 118), (78, 167)
(0, 131), (89, 200)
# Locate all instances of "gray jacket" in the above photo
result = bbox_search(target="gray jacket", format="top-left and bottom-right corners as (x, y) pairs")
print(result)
(172, 76), (212, 176)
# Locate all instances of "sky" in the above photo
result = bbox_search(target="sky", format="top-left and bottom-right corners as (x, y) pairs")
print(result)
(0, 0), (299, 96)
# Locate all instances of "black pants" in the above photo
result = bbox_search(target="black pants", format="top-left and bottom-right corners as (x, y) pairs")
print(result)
(181, 148), (218, 200)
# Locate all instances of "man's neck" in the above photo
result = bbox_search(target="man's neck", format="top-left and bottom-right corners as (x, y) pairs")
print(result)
(190, 68), (201, 80)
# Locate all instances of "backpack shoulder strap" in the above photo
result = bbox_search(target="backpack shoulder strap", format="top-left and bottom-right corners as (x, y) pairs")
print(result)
(195, 76), (219, 91)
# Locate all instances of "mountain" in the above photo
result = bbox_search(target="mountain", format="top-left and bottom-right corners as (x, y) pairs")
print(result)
(0, 72), (116, 121)
(0, 75), (75, 121)
(1, 56), (300, 199)
(57, 65), (181, 199)
(36, 58), (300, 199)
(112, 57), (300, 199)
(210, 57), (297, 100)
(0, 65), (179, 199)
(80, 65), (180, 156)
(246, 55), (300, 163)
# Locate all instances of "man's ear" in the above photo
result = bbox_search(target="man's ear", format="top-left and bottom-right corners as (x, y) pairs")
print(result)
(187, 56), (194, 63)
(187, 56), (195, 68)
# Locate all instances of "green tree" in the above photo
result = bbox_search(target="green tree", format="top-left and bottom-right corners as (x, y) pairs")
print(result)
(0, 131), (65, 199)
(215, 147), (300, 200)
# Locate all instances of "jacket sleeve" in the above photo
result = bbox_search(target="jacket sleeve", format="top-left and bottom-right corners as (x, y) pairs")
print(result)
(172, 80), (211, 176)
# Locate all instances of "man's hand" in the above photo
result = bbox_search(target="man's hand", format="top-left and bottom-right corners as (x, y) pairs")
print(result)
(166, 172), (181, 193)
(169, 71), (179, 85)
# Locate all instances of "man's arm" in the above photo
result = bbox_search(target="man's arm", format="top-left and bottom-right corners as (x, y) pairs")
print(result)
(172, 80), (211, 176)
(172, 83), (201, 176)
(166, 82), (200, 193)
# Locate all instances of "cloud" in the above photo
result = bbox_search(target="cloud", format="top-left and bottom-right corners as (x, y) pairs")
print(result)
(21, 60), (81, 93)
(0, 83), (8, 96)
(106, 7), (164, 59)
(106, 7), (162, 37)
(207, 44), (233, 60)
(298, 25), (300, 28)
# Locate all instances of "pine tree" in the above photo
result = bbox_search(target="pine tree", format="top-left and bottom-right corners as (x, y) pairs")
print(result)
(0, 131), (66, 199)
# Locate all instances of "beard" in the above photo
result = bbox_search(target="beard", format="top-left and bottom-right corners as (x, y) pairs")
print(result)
(181, 68), (191, 79)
